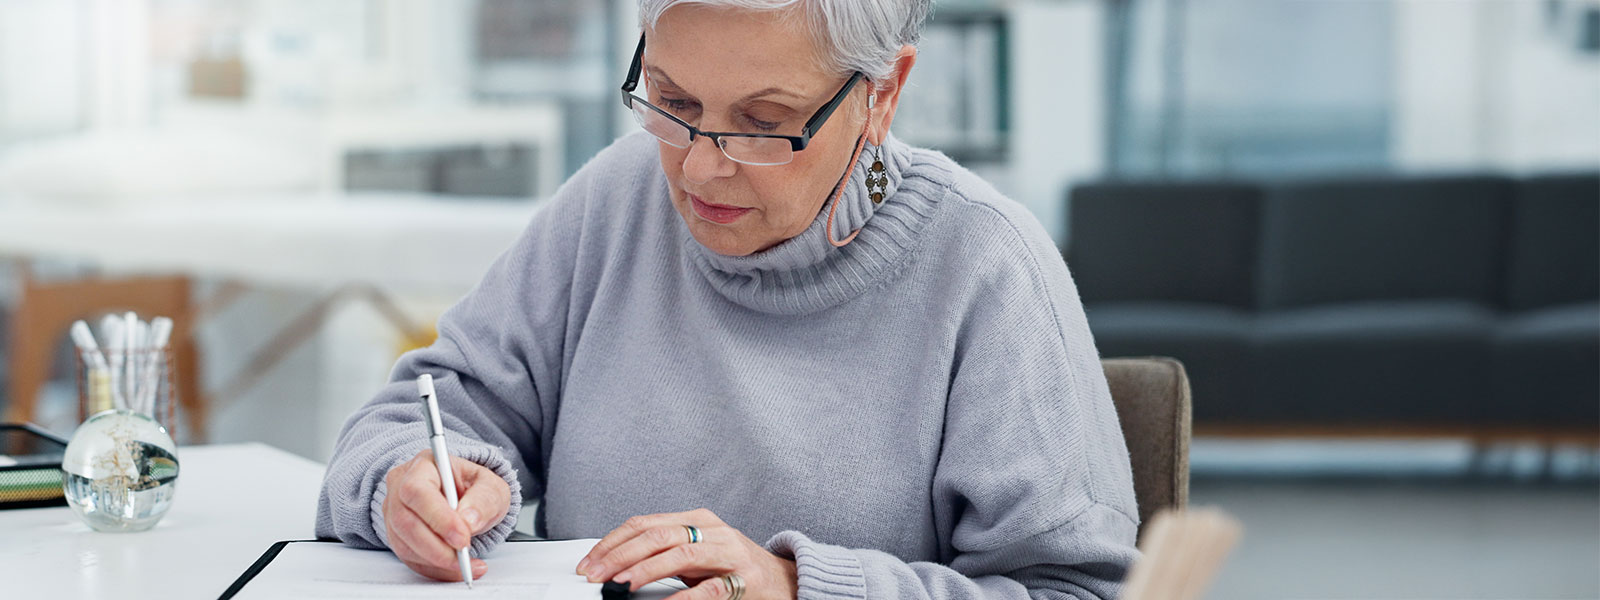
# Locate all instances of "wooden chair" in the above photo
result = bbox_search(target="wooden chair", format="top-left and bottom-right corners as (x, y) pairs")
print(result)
(4, 275), (206, 440)
(1103, 357), (1193, 537)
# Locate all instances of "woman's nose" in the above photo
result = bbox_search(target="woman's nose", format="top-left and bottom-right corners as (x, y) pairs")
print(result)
(682, 135), (737, 185)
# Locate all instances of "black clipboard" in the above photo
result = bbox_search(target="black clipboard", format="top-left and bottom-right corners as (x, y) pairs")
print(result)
(218, 538), (317, 600)
(219, 537), (636, 599)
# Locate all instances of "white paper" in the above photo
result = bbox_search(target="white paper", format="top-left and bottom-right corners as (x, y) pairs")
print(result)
(234, 539), (682, 599)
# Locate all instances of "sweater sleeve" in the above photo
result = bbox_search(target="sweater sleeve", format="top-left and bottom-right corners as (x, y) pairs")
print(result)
(314, 140), (616, 555)
(766, 200), (1142, 599)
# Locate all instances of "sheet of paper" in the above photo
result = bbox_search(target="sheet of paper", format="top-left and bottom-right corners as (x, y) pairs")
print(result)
(234, 539), (682, 599)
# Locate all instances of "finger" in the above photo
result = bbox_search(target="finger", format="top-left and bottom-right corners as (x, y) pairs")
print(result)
(585, 524), (700, 584)
(386, 516), (420, 561)
(580, 512), (682, 574)
(390, 529), (466, 582)
(391, 534), (445, 580)
(401, 556), (483, 583)
(395, 459), (472, 550)
(616, 542), (728, 592)
(581, 509), (725, 576)
(402, 559), (459, 582)
(453, 460), (511, 536)
(663, 575), (733, 600)
(448, 455), (479, 494)
(390, 500), (468, 571)
(393, 517), (489, 583)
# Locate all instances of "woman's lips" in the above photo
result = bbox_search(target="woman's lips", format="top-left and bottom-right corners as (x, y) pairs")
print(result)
(688, 193), (753, 224)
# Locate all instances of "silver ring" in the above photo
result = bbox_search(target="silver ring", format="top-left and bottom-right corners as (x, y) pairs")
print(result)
(721, 573), (746, 600)
(684, 524), (703, 544)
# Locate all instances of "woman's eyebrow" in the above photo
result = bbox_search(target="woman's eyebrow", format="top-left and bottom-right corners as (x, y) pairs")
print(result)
(646, 65), (806, 103)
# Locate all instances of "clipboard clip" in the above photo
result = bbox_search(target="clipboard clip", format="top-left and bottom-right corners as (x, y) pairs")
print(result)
(602, 580), (632, 599)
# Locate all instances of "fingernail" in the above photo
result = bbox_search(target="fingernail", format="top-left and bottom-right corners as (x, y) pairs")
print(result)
(614, 570), (632, 584)
(462, 508), (481, 530)
(576, 557), (590, 574)
(452, 531), (470, 549)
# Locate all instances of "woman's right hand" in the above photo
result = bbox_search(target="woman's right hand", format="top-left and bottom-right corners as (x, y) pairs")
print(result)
(382, 449), (511, 581)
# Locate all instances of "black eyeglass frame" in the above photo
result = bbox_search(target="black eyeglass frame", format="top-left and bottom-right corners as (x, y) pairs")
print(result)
(620, 32), (866, 153)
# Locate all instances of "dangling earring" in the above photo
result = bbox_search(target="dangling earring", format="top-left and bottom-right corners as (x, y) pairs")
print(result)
(864, 92), (887, 204)
(866, 145), (887, 204)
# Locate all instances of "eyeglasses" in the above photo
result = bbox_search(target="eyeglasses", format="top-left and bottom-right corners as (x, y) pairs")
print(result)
(620, 32), (865, 167)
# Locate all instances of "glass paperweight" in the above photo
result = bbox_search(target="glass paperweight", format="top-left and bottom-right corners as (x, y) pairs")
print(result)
(61, 410), (180, 532)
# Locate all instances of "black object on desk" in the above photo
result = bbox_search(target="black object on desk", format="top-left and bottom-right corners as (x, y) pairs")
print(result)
(221, 539), (651, 599)
(0, 423), (69, 509)
(602, 580), (634, 599)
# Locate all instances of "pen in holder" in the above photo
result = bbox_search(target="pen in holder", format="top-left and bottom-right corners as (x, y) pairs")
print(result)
(76, 346), (179, 433)
(61, 317), (181, 533)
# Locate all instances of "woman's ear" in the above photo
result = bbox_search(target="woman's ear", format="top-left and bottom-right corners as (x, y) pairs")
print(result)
(867, 45), (918, 145)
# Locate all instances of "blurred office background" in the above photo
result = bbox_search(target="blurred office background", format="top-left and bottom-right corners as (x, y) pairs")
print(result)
(0, 0), (1595, 597)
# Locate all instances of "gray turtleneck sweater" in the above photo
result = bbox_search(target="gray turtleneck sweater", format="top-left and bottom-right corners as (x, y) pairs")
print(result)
(316, 131), (1140, 599)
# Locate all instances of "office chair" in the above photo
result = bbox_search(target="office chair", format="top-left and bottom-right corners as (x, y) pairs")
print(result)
(1102, 357), (1192, 539)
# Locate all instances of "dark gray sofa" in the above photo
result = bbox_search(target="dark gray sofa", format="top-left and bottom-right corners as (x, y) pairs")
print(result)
(1066, 173), (1598, 433)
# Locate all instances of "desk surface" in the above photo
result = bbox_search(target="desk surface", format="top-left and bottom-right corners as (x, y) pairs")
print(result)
(0, 194), (539, 293)
(0, 443), (325, 599)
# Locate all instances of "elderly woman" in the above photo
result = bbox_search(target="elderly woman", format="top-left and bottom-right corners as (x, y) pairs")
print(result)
(316, 1), (1139, 598)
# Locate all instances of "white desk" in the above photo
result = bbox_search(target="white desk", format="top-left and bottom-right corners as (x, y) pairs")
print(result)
(0, 444), (675, 599)
(0, 443), (324, 599)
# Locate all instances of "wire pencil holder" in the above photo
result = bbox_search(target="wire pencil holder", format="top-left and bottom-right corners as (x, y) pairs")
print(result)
(76, 346), (179, 440)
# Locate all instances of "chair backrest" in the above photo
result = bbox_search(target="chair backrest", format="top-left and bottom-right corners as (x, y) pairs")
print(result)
(1102, 357), (1192, 535)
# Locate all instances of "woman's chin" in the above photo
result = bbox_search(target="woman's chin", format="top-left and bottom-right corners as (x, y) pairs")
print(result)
(685, 219), (759, 256)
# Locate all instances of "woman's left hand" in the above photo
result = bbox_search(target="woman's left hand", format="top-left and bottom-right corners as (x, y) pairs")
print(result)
(576, 508), (798, 600)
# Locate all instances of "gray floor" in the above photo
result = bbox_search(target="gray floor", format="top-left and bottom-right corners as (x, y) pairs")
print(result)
(1191, 446), (1600, 600)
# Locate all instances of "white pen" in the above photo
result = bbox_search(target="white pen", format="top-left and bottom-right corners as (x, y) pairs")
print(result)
(101, 315), (126, 412)
(417, 374), (473, 589)
(124, 312), (141, 415)
(143, 317), (174, 417)
(69, 320), (111, 373)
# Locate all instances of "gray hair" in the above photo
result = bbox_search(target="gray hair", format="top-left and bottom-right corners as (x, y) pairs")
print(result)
(637, 0), (932, 86)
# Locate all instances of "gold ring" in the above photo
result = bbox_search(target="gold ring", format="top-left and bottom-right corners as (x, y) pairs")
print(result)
(684, 524), (703, 544)
(721, 572), (746, 600)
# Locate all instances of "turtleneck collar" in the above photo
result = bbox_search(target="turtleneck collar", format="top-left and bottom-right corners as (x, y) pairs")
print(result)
(682, 132), (950, 315)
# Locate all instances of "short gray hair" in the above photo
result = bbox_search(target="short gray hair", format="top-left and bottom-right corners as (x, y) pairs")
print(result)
(637, 0), (932, 86)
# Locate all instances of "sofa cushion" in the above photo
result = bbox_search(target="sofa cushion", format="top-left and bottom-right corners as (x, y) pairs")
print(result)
(1504, 173), (1600, 311)
(1258, 176), (1509, 309)
(1085, 302), (1254, 424)
(1067, 182), (1261, 308)
(1490, 302), (1600, 426)
(1255, 301), (1495, 424)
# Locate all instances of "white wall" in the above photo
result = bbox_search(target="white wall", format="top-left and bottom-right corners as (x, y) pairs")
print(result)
(0, 1), (83, 141)
(1495, 0), (1600, 170)
(1392, 0), (1600, 172)
(1009, 0), (1104, 243)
